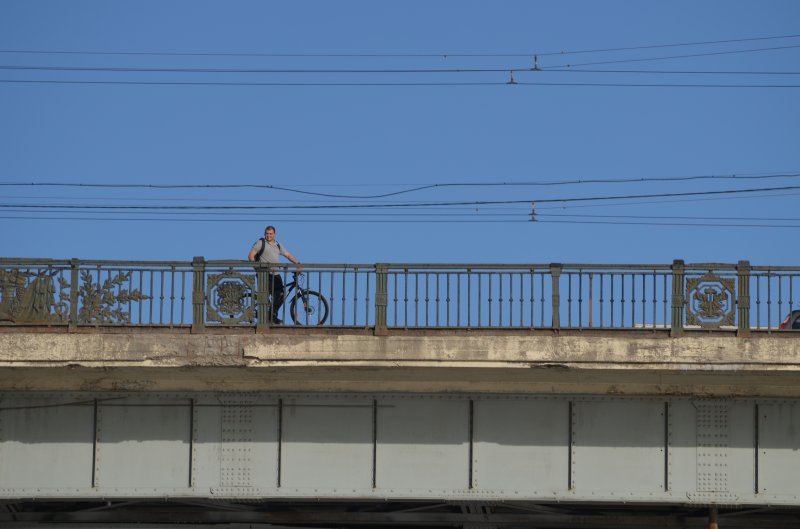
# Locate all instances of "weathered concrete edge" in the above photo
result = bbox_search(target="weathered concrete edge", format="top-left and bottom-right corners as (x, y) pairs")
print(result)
(1, 331), (799, 364)
(0, 331), (799, 395)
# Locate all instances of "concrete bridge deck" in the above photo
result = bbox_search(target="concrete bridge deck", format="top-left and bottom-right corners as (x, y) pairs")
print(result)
(2, 327), (799, 396)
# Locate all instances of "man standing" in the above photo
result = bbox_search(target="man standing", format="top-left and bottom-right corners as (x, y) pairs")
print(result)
(248, 225), (300, 324)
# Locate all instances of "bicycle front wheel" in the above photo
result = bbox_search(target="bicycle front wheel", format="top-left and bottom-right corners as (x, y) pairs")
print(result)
(290, 290), (329, 325)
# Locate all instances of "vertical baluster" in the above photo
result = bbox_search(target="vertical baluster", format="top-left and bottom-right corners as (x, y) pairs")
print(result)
(610, 274), (615, 328)
(578, 271), (583, 328)
(365, 268), (371, 328)
(599, 274), (604, 328)
(392, 272), (397, 327)
(436, 273), (441, 327)
(488, 273), (493, 327)
(756, 275), (761, 330)
(169, 266), (176, 325)
(631, 272), (637, 328)
(663, 272), (668, 329)
(630, 272), (636, 328)
(352, 267), (359, 326)
(139, 270), (144, 324)
(508, 273), (514, 327)
(529, 270), (535, 329)
(641, 273), (646, 329)
(621, 273), (626, 329)
(478, 272), (482, 327)
(425, 272), (430, 327)
(767, 272), (772, 330)
(127, 269), (134, 324)
(159, 270), (165, 325)
(588, 273), (593, 328)
(652, 270), (656, 329)
(445, 273), (450, 327)
(329, 271), (335, 326)
(498, 273), (503, 327)
(510, 273), (515, 327)
(341, 269), (347, 326)
(777, 275), (783, 331)
(455, 273), (460, 327)
(403, 269), (409, 329)
(539, 273), (545, 327)
(518, 273), (523, 328)
(180, 270), (186, 325)
(413, 272), (419, 327)
(458, 268), (472, 328)
(567, 272), (573, 328)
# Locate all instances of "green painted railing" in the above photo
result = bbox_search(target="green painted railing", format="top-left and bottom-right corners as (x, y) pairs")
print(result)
(0, 258), (798, 333)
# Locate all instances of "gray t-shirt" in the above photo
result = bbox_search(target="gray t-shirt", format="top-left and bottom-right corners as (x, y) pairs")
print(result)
(251, 239), (289, 264)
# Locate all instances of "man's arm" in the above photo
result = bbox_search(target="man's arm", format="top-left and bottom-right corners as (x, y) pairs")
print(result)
(248, 248), (258, 262)
(283, 251), (300, 265)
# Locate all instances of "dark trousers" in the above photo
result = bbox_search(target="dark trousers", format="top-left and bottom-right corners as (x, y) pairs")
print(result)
(268, 273), (285, 317)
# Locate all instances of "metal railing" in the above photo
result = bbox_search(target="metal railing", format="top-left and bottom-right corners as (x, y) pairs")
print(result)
(1, 258), (798, 333)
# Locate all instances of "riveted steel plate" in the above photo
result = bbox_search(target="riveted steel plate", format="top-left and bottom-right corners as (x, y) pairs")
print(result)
(758, 402), (800, 496)
(0, 392), (795, 505)
(201, 394), (278, 492)
(665, 400), (698, 494)
(95, 396), (191, 488)
(571, 399), (666, 494)
(376, 396), (469, 491)
(472, 397), (569, 493)
(695, 400), (731, 493)
(281, 396), (374, 489)
(0, 395), (94, 490)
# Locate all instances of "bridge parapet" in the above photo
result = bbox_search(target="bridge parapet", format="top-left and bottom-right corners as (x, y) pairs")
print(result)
(1, 258), (798, 332)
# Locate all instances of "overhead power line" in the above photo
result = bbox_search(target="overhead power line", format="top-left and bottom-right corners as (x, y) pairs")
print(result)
(541, 44), (800, 69)
(538, 219), (800, 228)
(3, 173), (799, 199)
(2, 64), (799, 75)
(1, 214), (797, 228)
(0, 33), (797, 58)
(3, 79), (798, 88)
(3, 184), (800, 210)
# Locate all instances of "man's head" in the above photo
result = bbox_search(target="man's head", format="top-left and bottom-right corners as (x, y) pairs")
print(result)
(264, 226), (276, 242)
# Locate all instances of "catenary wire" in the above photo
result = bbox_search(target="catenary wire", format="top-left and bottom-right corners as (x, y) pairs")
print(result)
(3, 207), (796, 222)
(2, 64), (799, 75)
(540, 44), (800, 69)
(0, 33), (798, 58)
(535, 190), (800, 210)
(3, 184), (800, 210)
(537, 219), (800, 228)
(1, 215), (797, 228)
(2, 79), (799, 88)
(538, 213), (800, 221)
(3, 172), (799, 200)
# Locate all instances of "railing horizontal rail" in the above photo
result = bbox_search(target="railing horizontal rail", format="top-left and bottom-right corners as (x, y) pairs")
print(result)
(0, 259), (797, 333)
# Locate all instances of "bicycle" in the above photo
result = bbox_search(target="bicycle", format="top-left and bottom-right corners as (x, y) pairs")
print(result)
(279, 272), (329, 325)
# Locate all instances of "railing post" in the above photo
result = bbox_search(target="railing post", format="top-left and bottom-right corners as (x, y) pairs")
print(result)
(550, 263), (561, 330)
(68, 258), (80, 331)
(374, 264), (388, 336)
(671, 259), (685, 337)
(737, 260), (751, 336)
(256, 263), (270, 331)
(191, 256), (206, 334)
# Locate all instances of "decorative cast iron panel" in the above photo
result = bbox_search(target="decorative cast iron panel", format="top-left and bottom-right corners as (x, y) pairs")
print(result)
(206, 271), (255, 324)
(0, 269), (69, 324)
(77, 270), (149, 324)
(685, 274), (735, 328)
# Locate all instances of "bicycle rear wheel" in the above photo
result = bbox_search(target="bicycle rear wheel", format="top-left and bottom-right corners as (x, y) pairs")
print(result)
(290, 290), (329, 325)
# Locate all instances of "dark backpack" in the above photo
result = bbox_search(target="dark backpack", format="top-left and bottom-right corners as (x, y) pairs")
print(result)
(255, 238), (283, 261)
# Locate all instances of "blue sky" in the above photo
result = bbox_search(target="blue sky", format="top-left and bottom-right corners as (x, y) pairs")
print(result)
(1, 1), (798, 265)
